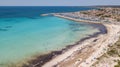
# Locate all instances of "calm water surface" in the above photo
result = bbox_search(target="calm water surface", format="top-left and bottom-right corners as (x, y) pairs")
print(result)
(0, 6), (99, 66)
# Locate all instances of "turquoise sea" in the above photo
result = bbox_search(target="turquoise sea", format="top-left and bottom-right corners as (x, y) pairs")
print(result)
(0, 6), (99, 66)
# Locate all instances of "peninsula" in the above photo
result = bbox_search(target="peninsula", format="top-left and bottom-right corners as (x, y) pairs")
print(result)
(42, 7), (120, 67)
(23, 7), (120, 67)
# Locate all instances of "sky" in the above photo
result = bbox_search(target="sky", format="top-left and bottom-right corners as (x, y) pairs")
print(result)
(0, 0), (120, 6)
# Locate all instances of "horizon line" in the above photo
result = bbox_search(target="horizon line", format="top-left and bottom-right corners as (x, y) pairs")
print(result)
(0, 5), (120, 7)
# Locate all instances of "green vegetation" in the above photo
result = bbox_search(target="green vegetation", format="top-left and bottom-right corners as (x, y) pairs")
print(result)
(105, 38), (120, 67)
(116, 18), (120, 22)
(107, 48), (117, 55)
(107, 38), (120, 56)
(115, 40), (120, 47)
(114, 65), (120, 67)
(80, 12), (88, 14)
(114, 60), (120, 67)
(94, 38), (120, 67)
(102, 15), (111, 17)
(112, 38), (120, 67)
(80, 8), (120, 23)
(96, 13), (103, 16)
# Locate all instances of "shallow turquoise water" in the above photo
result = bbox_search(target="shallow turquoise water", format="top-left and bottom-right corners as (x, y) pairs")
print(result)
(0, 16), (99, 65)
(0, 6), (99, 66)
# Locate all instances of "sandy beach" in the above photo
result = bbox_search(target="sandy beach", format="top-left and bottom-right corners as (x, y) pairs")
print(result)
(22, 8), (120, 67)
(42, 8), (120, 67)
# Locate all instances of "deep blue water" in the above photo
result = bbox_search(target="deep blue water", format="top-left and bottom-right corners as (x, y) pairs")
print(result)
(0, 6), (95, 18)
(0, 6), (99, 67)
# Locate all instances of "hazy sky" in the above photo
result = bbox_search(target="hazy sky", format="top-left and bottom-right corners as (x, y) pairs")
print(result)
(0, 0), (120, 6)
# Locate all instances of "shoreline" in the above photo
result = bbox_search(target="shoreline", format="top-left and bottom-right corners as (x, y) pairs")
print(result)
(41, 15), (110, 67)
(22, 19), (107, 67)
(42, 10), (120, 66)
(24, 7), (120, 67)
